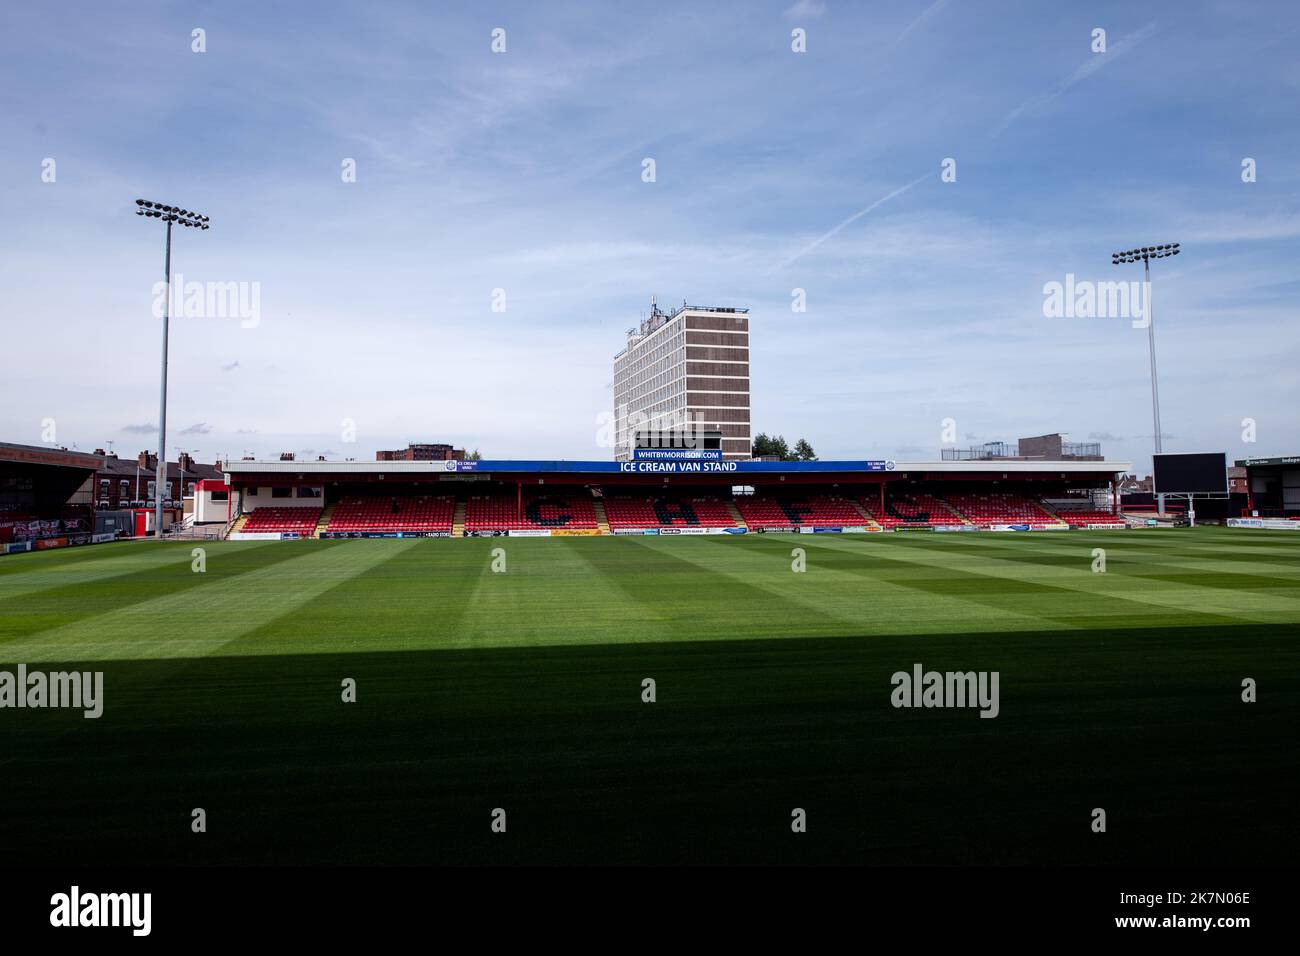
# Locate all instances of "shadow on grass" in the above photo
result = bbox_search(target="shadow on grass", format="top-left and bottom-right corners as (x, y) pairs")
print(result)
(1, 624), (1296, 865)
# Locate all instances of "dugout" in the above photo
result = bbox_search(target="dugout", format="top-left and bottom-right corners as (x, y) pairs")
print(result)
(1236, 455), (1300, 518)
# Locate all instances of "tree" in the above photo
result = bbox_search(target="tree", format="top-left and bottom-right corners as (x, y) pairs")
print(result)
(753, 433), (816, 460)
(465, 448), (482, 461)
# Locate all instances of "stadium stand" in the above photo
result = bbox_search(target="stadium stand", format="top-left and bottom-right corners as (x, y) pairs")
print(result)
(860, 491), (957, 529)
(465, 494), (531, 532)
(735, 494), (868, 529)
(1054, 508), (1125, 528)
(0, 512), (39, 544)
(523, 494), (598, 529)
(216, 455), (1138, 540)
(223, 488), (1135, 537)
(326, 495), (455, 533)
(941, 492), (1057, 528)
(241, 507), (321, 535)
(464, 492), (599, 532)
(603, 495), (738, 530)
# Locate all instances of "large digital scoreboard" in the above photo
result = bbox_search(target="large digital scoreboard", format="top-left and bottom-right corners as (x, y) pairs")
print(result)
(1153, 452), (1227, 495)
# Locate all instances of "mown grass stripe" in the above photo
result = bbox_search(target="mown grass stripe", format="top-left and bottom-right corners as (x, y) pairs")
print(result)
(804, 533), (1296, 626)
(0, 541), (273, 602)
(0, 541), (317, 645)
(667, 532), (1055, 635)
(0, 540), (412, 663)
(222, 538), (493, 655)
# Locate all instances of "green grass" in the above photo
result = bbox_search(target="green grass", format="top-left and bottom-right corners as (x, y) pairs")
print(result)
(1, 528), (1297, 864)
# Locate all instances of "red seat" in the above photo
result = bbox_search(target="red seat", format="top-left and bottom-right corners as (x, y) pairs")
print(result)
(735, 495), (865, 528)
(1056, 509), (1124, 527)
(858, 492), (954, 528)
(464, 493), (598, 532)
(940, 493), (1056, 528)
(603, 496), (737, 530)
(326, 496), (454, 533)
(242, 507), (321, 534)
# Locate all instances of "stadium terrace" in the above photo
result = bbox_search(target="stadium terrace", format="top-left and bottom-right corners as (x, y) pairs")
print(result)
(218, 456), (1134, 539)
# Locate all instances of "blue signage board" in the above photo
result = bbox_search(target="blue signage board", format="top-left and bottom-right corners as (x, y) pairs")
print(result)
(440, 459), (896, 475)
(632, 448), (724, 462)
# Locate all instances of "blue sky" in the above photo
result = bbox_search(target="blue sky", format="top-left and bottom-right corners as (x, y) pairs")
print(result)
(2, 0), (1298, 469)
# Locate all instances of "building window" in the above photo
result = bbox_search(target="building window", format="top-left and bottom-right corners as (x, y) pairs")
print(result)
(297, 486), (322, 498)
(211, 491), (229, 502)
(271, 487), (292, 499)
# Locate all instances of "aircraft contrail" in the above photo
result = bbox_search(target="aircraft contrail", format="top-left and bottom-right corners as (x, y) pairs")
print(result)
(781, 170), (932, 267)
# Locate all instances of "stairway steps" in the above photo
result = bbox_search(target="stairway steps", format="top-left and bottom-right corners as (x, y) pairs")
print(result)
(850, 501), (882, 530)
(592, 498), (610, 534)
(938, 500), (975, 526)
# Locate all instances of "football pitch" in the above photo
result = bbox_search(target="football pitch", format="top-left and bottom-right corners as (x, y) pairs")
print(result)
(1, 528), (1297, 865)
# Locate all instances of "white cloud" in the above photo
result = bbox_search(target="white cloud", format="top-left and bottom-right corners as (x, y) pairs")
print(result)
(785, 0), (827, 20)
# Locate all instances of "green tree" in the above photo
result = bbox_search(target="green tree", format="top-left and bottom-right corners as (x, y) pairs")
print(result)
(465, 448), (482, 461)
(753, 433), (815, 460)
